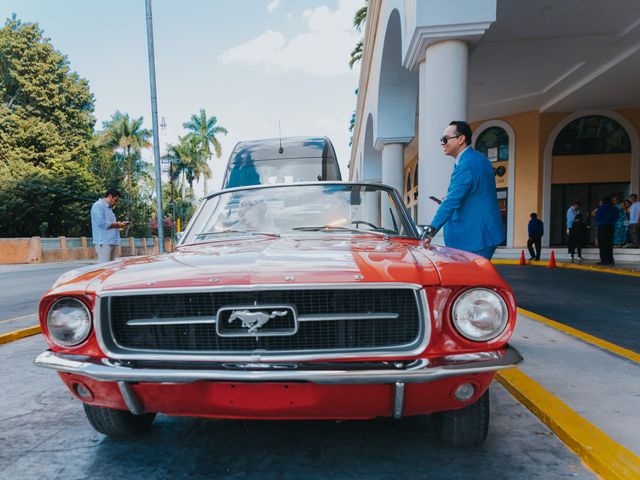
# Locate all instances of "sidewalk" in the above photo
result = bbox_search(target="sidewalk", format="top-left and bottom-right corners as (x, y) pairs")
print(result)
(508, 311), (640, 455)
(494, 246), (640, 273)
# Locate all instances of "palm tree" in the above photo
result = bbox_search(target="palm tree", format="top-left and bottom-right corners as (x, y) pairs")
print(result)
(354, 4), (367, 31)
(98, 112), (152, 220)
(182, 109), (228, 195)
(349, 2), (367, 69)
(163, 136), (210, 198)
(349, 40), (363, 69)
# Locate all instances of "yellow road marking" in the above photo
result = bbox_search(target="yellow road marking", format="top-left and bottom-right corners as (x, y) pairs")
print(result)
(492, 258), (640, 277)
(0, 313), (38, 325)
(497, 369), (640, 480)
(0, 325), (41, 345)
(518, 307), (640, 364)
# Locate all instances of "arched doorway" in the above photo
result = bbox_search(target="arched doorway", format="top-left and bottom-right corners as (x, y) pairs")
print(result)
(549, 115), (632, 245)
(474, 121), (516, 247)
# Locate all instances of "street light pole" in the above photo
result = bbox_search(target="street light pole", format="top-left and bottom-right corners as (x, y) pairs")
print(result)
(145, 0), (164, 253)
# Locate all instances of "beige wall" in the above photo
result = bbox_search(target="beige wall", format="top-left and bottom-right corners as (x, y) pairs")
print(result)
(472, 111), (544, 247)
(552, 154), (631, 184)
(0, 237), (173, 265)
(472, 108), (640, 247)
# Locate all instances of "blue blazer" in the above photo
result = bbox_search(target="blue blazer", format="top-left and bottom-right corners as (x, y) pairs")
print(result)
(431, 147), (504, 252)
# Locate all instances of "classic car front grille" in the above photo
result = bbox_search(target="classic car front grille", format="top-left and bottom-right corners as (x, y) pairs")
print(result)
(100, 287), (423, 357)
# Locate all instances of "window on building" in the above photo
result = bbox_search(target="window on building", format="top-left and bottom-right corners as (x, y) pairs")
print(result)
(476, 127), (509, 162)
(552, 115), (631, 156)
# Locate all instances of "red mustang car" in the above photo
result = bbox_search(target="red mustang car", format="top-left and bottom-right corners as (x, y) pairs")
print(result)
(36, 182), (522, 445)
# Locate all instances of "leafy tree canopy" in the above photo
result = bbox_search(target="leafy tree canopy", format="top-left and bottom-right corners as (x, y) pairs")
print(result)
(0, 15), (99, 237)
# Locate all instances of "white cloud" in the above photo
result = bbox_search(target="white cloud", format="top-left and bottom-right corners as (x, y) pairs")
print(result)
(286, 12), (293, 20)
(220, 0), (362, 76)
(266, 0), (280, 13)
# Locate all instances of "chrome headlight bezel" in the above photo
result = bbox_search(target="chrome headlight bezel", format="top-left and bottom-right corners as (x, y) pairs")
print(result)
(46, 297), (92, 347)
(451, 287), (509, 342)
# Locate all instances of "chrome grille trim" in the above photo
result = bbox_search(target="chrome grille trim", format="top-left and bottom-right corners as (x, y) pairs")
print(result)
(125, 312), (401, 326)
(127, 316), (217, 326)
(95, 283), (430, 362)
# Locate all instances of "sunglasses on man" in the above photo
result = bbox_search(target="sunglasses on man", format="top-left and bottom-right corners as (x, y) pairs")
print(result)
(440, 134), (461, 144)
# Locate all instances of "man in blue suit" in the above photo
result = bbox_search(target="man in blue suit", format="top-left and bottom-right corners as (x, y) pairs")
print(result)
(423, 121), (504, 259)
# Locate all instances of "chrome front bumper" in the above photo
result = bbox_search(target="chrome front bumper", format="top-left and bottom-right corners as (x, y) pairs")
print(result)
(34, 345), (523, 385)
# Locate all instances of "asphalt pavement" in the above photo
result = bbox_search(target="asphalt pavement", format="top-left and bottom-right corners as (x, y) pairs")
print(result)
(1, 335), (595, 480)
(0, 262), (88, 334)
(495, 264), (640, 353)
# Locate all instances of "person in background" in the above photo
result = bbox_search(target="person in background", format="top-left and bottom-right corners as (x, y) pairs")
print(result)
(593, 197), (617, 265)
(568, 213), (588, 262)
(527, 213), (543, 261)
(624, 193), (639, 248)
(622, 199), (632, 244)
(90, 188), (129, 263)
(566, 201), (581, 235)
(612, 196), (626, 246)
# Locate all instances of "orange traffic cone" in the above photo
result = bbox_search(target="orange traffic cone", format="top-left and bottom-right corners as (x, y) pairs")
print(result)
(548, 250), (556, 268)
(519, 250), (526, 265)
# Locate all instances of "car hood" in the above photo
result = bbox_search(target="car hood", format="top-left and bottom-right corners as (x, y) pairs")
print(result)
(49, 235), (506, 295)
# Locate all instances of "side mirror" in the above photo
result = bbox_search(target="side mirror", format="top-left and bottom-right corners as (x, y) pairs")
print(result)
(418, 225), (436, 241)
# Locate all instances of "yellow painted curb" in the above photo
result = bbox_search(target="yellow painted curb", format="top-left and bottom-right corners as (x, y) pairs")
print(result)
(492, 258), (640, 277)
(0, 325), (41, 345)
(518, 307), (640, 364)
(497, 369), (640, 480)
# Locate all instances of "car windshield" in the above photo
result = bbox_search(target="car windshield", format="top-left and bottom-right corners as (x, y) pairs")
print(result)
(182, 184), (416, 244)
(225, 157), (341, 188)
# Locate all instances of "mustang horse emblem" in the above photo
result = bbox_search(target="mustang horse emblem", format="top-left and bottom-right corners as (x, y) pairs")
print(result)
(228, 310), (288, 333)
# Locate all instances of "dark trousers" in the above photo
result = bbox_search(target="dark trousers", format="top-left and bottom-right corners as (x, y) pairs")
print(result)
(597, 225), (615, 264)
(568, 244), (582, 258)
(527, 236), (541, 260)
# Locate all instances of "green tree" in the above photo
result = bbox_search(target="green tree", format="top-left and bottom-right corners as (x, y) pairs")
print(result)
(349, 2), (367, 69)
(97, 111), (152, 223)
(163, 135), (209, 198)
(182, 108), (227, 195)
(0, 16), (99, 237)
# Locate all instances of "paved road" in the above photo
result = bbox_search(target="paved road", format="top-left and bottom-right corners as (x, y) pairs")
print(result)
(495, 264), (640, 353)
(1, 335), (595, 480)
(0, 262), (88, 334)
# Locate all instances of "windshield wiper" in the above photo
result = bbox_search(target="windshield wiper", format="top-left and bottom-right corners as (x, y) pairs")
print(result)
(195, 229), (281, 239)
(292, 225), (389, 237)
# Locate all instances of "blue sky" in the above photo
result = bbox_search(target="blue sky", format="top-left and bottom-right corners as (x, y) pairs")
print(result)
(2, 0), (362, 193)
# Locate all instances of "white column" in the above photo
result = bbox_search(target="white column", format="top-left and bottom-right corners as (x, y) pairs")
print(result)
(417, 40), (469, 227)
(381, 143), (404, 194)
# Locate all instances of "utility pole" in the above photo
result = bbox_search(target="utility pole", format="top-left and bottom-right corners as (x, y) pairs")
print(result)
(145, 0), (164, 253)
(160, 116), (175, 240)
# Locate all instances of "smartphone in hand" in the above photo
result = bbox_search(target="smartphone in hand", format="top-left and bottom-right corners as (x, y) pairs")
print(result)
(428, 196), (442, 205)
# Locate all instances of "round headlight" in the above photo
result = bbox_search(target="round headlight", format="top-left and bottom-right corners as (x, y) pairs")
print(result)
(451, 288), (508, 342)
(46, 297), (92, 347)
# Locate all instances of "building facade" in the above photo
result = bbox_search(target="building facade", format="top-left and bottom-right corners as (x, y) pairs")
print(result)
(349, 0), (640, 248)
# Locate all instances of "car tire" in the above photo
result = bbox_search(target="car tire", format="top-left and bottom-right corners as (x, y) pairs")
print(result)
(435, 389), (490, 446)
(83, 403), (156, 437)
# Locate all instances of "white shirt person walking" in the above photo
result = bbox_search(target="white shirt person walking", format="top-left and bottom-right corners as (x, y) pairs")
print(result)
(90, 188), (129, 263)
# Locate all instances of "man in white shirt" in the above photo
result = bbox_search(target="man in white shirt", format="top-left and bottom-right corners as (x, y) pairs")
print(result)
(566, 201), (580, 235)
(90, 188), (129, 262)
(625, 193), (639, 248)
